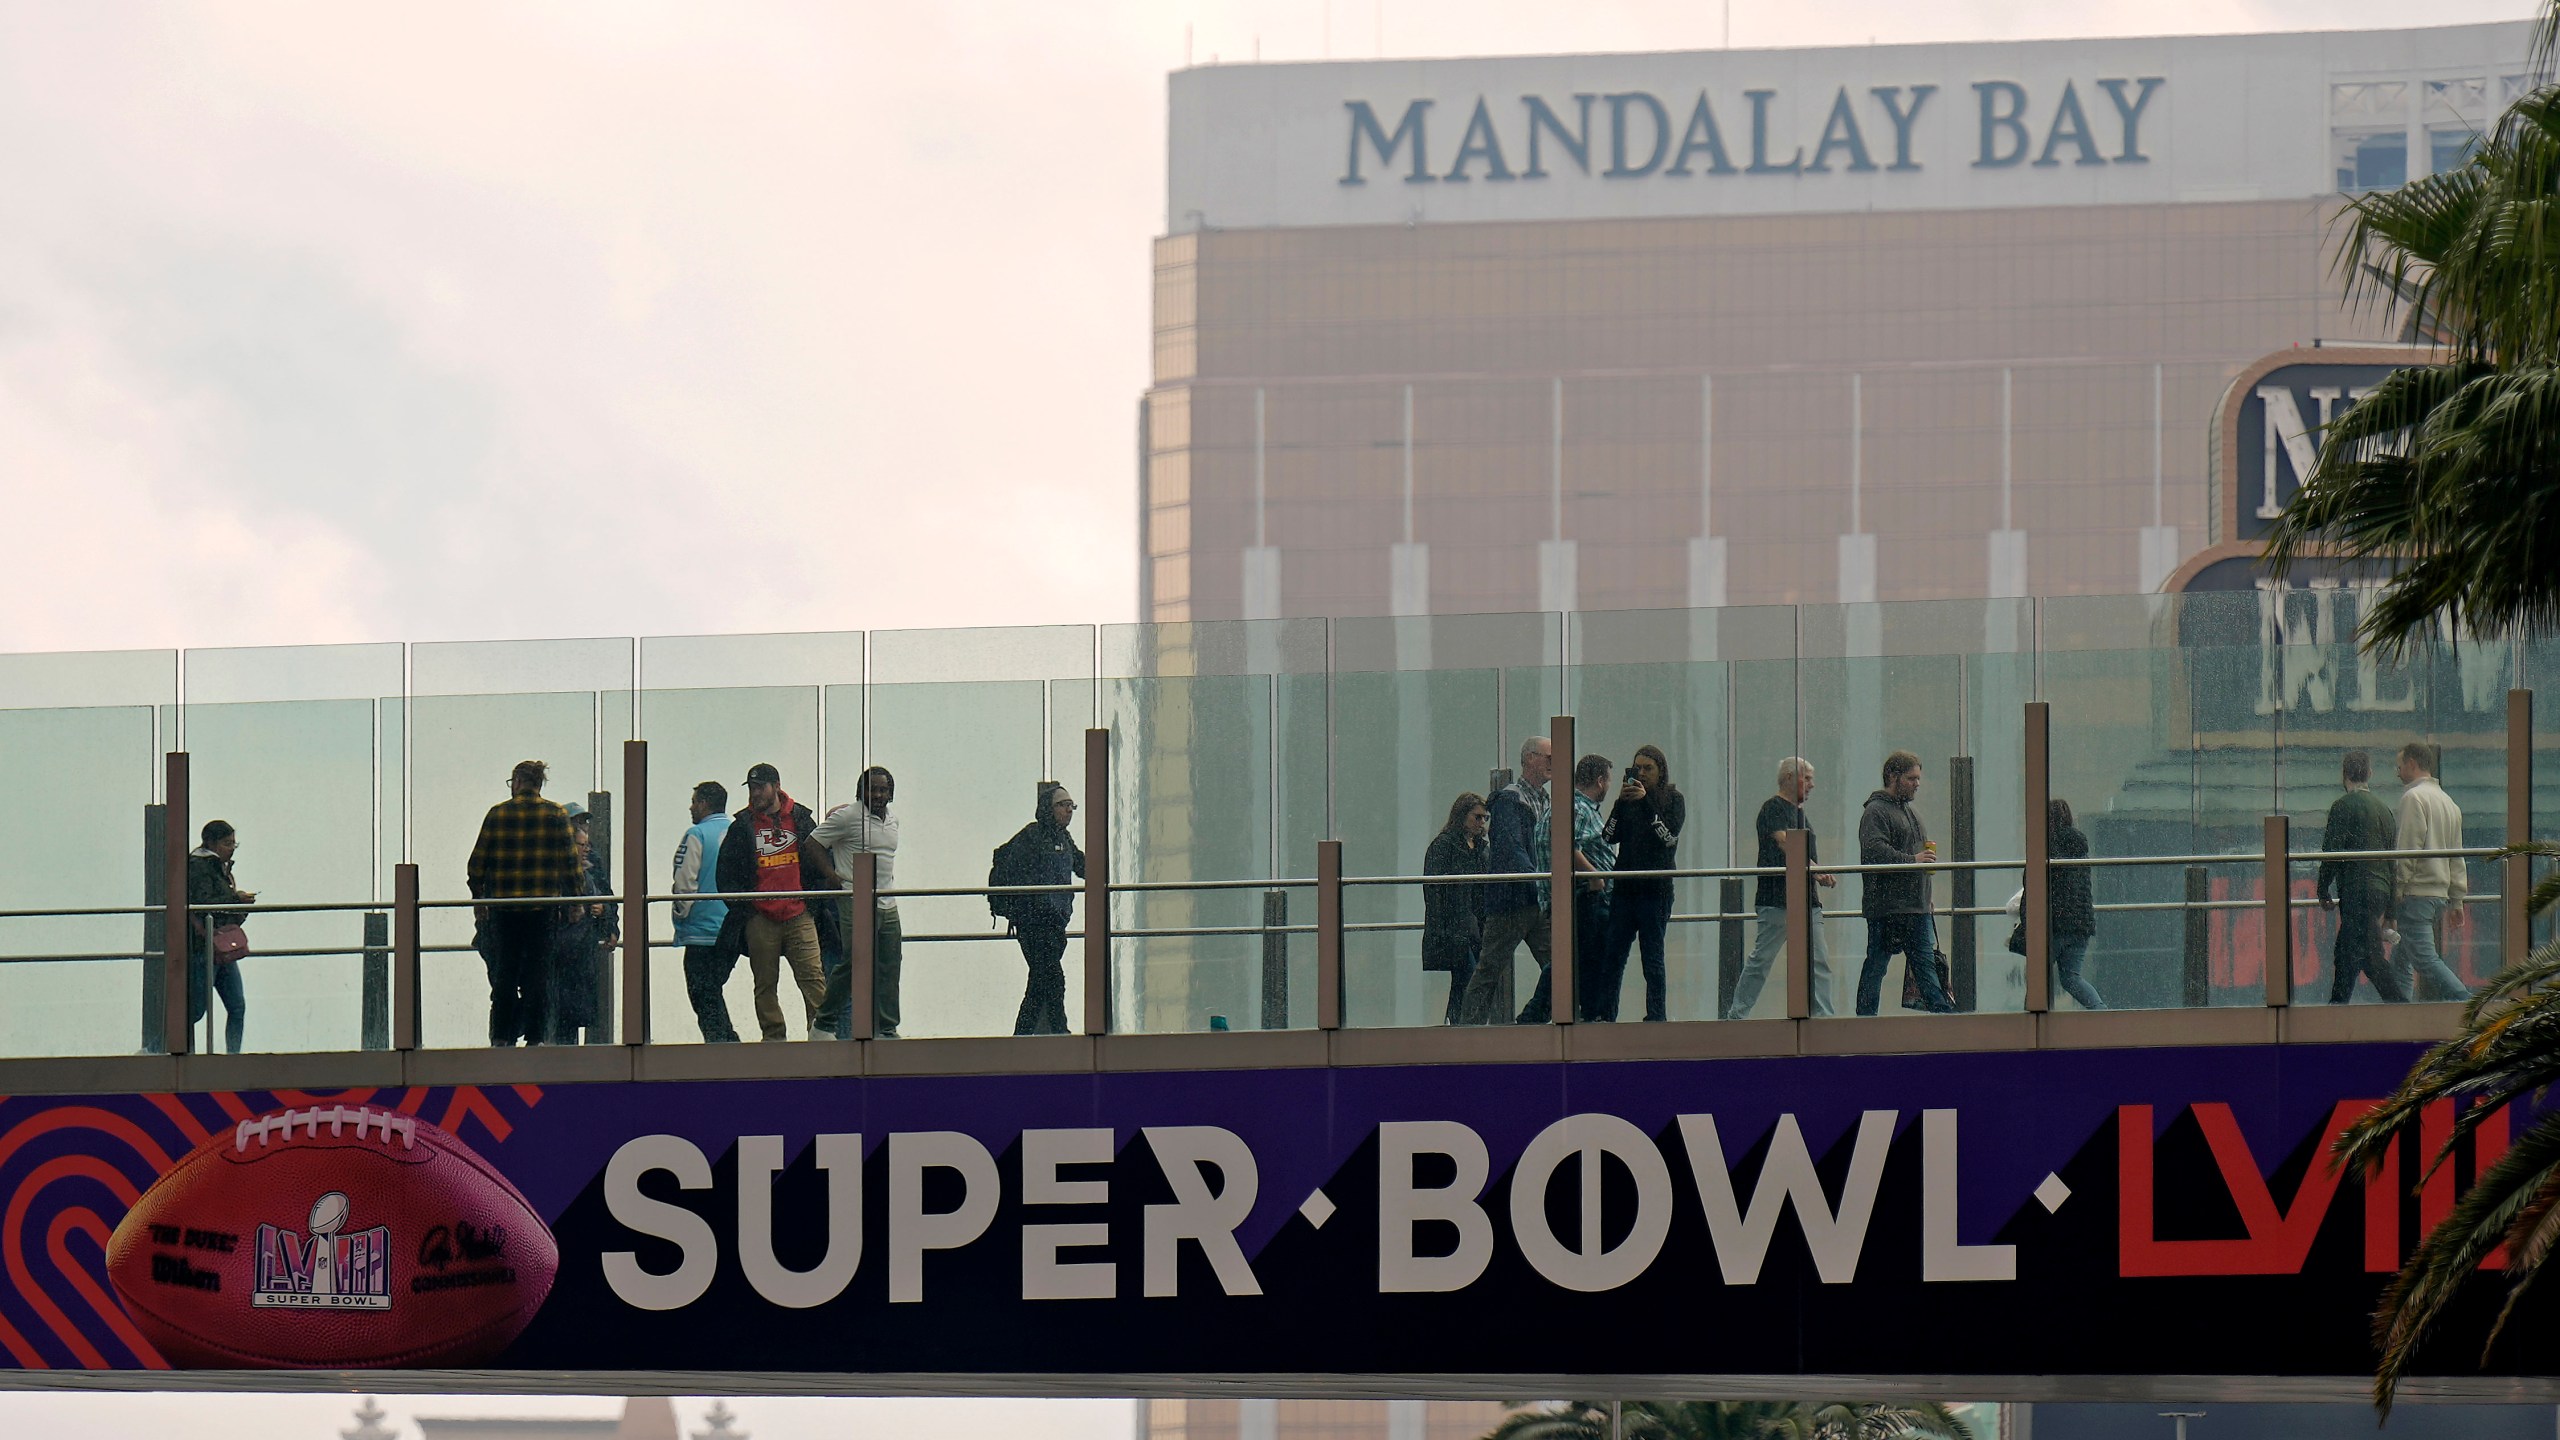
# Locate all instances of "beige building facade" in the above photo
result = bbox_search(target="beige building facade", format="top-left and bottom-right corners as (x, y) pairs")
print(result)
(1140, 22), (2535, 621)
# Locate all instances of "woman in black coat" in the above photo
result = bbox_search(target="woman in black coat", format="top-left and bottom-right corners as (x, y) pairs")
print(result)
(2049, 799), (2104, 1010)
(1422, 792), (1490, 1025)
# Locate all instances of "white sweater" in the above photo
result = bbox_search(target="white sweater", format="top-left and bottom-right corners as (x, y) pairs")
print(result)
(812, 803), (899, 912)
(2393, 776), (2468, 903)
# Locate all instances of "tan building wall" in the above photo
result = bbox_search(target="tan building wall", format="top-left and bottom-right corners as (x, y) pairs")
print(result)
(1141, 199), (2396, 621)
(1139, 1399), (1510, 1440)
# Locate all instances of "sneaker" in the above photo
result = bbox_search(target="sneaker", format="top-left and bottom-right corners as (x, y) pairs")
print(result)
(808, 1026), (837, 1041)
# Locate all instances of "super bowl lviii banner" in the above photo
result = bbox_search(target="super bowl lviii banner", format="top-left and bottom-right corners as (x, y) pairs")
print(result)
(0, 1044), (2530, 1378)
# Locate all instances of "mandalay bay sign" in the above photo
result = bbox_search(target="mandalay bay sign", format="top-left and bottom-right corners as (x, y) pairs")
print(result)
(1338, 79), (2165, 185)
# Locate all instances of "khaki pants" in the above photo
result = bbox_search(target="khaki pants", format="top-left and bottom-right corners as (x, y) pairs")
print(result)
(744, 911), (826, 1040)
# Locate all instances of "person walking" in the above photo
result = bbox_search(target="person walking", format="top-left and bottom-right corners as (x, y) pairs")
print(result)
(991, 780), (1084, 1035)
(1549, 754), (1617, 1022)
(670, 781), (740, 1041)
(714, 762), (835, 1040)
(1594, 744), (1684, 1022)
(1421, 792), (1490, 1026)
(2392, 741), (2470, 1001)
(1855, 750), (1956, 1016)
(2047, 799), (2105, 1010)
(467, 760), (581, 1046)
(2317, 750), (2406, 1004)
(547, 810), (616, 1044)
(1727, 758), (1837, 1019)
(812, 765), (904, 1040)
(186, 819), (255, 1053)
(1455, 737), (1553, 1025)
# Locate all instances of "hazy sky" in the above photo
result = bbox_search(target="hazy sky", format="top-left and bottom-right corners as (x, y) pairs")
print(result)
(0, 0), (2536, 659)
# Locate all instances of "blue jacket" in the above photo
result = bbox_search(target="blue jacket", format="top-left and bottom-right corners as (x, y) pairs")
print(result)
(1485, 778), (1547, 914)
(671, 813), (733, 945)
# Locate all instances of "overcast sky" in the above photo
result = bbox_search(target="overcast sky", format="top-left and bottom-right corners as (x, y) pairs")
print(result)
(0, 0), (2537, 659)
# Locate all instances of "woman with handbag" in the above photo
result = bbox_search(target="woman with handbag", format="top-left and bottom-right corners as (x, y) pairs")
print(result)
(2048, 799), (2105, 1010)
(1422, 792), (1490, 1025)
(187, 820), (256, 1053)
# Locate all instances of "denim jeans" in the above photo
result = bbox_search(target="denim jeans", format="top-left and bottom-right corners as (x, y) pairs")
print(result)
(2327, 892), (2407, 1003)
(1857, 912), (1952, 1016)
(1569, 892), (1617, 1021)
(816, 907), (905, 1037)
(1592, 887), (1672, 1021)
(2052, 932), (2105, 1010)
(682, 943), (741, 1041)
(1728, 906), (1834, 1018)
(2397, 895), (2468, 1001)
(187, 950), (248, 1053)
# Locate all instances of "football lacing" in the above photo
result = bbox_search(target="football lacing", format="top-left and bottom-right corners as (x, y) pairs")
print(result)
(233, 1105), (418, 1152)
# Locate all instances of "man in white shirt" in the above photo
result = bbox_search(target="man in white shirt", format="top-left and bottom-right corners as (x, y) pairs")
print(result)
(810, 766), (903, 1039)
(2392, 741), (2469, 1002)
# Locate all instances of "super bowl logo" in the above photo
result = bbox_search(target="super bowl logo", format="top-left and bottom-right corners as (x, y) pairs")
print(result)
(253, 1191), (391, 1310)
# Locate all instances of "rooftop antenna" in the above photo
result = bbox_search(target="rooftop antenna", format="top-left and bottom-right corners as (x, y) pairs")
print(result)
(1184, 23), (1192, 67)
(2161, 1413), (2206, 1440)
(1323, 0), (1331, 57)
(1724, 0), (1731, 48)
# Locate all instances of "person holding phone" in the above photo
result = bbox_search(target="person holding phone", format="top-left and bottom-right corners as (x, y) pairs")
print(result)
(1593, 744), (1684, 1021)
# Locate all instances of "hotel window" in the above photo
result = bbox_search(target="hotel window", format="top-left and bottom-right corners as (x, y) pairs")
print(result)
(2429, 126), (2480, 175)
(2333, 129), (2407, 192)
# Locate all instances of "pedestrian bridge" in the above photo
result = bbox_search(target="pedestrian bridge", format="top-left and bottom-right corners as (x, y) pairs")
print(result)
(0, 591), (2551, 1398)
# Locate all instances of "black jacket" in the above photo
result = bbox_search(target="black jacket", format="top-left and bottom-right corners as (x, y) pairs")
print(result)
(1605, 788), (1685, 901)
(1752, 795), (1819, 911)
(715, 797), (830, 898)
(994, 784), (1085, 929)
(2049, 821), (2095, 939)
(1858, 789), (1932, 918)
(1421, 827), (1488, 968)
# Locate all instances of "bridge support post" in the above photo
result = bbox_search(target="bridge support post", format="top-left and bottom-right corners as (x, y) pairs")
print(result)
(1083, 727), (1110, 1037)
(1782, 829), (1811, 1020)
(392, 863), (420, 1051)
(2509, 688), (2533, 972)
(163, 751), (191, 1056)
(2023, 703), (2051, 1014)
(1549, 714), (1576, 1025)
(1315, 840), (1342, 1030)
(847, 851), (877, 1041)
(618, 740), (647, 1046)
(2264, 814), (2292, 1007)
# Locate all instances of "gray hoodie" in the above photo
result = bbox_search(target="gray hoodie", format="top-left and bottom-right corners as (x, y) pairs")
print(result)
(1857, 788), (1931, 918)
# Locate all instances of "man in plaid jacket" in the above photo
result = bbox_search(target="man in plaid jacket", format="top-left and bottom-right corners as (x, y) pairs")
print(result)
(468, 759), (579, 1045)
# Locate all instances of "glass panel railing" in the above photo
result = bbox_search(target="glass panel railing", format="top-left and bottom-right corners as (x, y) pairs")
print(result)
(408, 638), (634, 1048)
(867, 624), (1094, 1037)
(0, 647), (175, 1058)
(181, 642), (404, 1054)
(1101, 618), (1323, 1034)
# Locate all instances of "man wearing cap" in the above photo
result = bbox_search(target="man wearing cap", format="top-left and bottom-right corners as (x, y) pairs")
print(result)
(466, 760), (580, 1045)
(713, 762), (836, 1040)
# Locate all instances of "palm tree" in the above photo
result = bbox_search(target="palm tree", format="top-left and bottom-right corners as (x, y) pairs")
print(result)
(2336, 850), (2560, 1413)
(1482, 1399), (1975, 1440)
(2262, 5), (2560, 654)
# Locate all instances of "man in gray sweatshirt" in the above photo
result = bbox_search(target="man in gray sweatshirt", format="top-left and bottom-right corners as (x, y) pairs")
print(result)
(1855, 750), (1955, 1016)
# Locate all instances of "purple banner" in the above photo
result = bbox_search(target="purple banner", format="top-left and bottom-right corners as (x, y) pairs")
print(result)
(0, 1043), (2528, 1379)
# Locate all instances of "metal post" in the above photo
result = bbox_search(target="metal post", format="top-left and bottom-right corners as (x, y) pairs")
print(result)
(1083, 727), (1111, 1036)
(2508, 689), (2533, 971)
(1260, 888), (1290, 1029)
(1782, 829), (1812, 1020)
(1717, 876), (1744, 1018)
(847, 851), (878, 1041)
(2182, 865), (2211, 1008)
(163, 751), (191, 1055)
(1316, 839), (1343, 1030)
(2264, 814), (2293, 1007)
(2023, 703), (2052, 1013)
(1550, 714), (1576, 1024)
(140, 801), (169, 1054)
(620, 740), (649, 1045)
(1949, 754), (1977, 1012)
(392, 862), (420, 1052)
(360, 911), (389, 1051)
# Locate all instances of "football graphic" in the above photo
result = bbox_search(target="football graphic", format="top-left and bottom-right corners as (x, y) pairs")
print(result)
(105, 1104), (558, 1368)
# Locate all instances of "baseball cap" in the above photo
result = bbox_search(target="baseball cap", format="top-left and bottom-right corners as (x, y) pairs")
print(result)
(745, 762), (781, 786)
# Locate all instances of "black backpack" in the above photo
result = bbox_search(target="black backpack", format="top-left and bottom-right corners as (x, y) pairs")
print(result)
(986, 838), (1019, 924)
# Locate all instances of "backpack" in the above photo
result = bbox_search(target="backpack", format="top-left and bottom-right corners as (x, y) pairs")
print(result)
(987, 839), (1019, 924)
